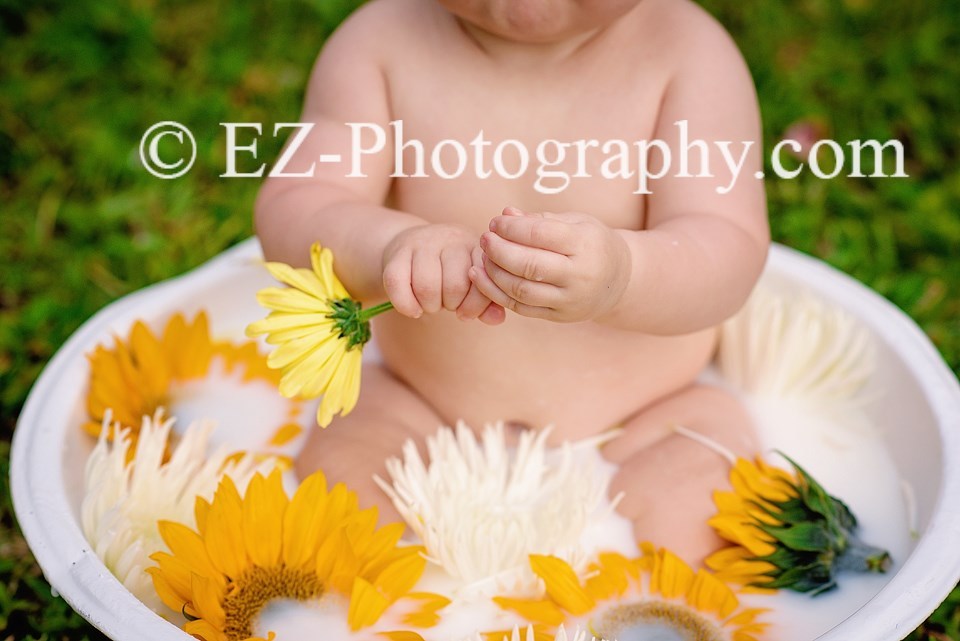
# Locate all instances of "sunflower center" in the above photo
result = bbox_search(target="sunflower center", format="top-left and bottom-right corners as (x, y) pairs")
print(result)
(593, 601), (725, 641)
(222, 565), (324, 641)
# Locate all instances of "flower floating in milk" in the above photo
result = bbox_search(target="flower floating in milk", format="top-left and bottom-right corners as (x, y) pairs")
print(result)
(247, 242), (393, 428)
(147, 469), (436, 640)
(717, 287), (875, 404)
(493, 546), (768, 641)
(84, 311), (304, 451)
(707, 455), (891, 595)
(376, 422), (613, 593)
(457, 624), (609, 641)
(81, 409), (274, 613)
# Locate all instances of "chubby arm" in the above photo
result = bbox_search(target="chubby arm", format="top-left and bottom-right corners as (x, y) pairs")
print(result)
(255, 6), (502, 323)
(605, 21), (769, 334)
(255, 9), (419, 299)
(472, 20), (768, 334)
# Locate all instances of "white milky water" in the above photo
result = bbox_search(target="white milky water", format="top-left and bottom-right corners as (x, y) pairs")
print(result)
(168, 358), (313, 457)
(240, 376), (912, 641)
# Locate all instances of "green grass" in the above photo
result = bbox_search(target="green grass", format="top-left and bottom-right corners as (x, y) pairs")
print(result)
(1, 0), (958, 639)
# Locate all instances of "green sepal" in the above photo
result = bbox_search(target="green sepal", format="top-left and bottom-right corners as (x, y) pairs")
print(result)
(760, 521), (833, 552)
(771, 496), (818, 523)
(757, 545), (807, 571)
(327, 298), (372, 349)
(776, 452), (835, 519)
(761, 562), (835, 593)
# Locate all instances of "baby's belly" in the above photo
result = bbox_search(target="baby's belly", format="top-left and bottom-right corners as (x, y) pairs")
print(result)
(371, 313), (717, 442)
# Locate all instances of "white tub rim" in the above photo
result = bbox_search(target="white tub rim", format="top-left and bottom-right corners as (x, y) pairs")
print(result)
(10, 239), (960, 641)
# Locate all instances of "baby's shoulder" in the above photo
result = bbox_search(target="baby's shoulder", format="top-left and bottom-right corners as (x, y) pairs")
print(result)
(633, 0), (749, 75)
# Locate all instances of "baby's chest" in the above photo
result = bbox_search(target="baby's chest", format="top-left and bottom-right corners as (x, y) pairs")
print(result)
(384, 76), (663, 231)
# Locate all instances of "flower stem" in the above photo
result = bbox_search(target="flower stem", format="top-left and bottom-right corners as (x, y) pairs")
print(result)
(358, 301), (394, 322)
(835, 534), (892, 573)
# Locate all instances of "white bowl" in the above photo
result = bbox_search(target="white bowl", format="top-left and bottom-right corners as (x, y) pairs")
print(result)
(11, 239), (960, 641)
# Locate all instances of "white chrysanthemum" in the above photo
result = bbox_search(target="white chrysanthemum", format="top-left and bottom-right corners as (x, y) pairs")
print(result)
(377, 422), (612, 592)
(718, 286), (875, 402)
(461, 624), (608, 641)
(81, 409), (277, 612)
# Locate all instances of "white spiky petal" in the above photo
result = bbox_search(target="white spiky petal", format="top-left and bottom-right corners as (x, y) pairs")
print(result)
(718, 286), (875, 403)
(377, 421), (612, 593)
(81, 409), (277, 613)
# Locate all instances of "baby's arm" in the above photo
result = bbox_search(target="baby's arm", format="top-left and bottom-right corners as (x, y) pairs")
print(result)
(602, 20), (769, 334)
(472, 18), (768, 334)
(255, 5), (502, 323)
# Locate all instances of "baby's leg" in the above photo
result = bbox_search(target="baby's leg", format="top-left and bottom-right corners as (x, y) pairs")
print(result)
(602, 384), (758, 566)
(295, 363), (443, 525)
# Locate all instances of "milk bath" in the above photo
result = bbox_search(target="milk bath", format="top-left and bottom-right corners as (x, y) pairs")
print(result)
(256, 389), (909, 641)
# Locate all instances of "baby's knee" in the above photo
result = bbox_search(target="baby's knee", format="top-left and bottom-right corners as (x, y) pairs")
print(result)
(681, 384), (759, 456)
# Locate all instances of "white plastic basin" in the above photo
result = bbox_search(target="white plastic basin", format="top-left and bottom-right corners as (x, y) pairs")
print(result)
(11, 239), (960, 641)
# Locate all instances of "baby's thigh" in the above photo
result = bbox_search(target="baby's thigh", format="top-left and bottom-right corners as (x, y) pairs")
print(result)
(295, 363), (443, 523)
(603, 385), (758, 565)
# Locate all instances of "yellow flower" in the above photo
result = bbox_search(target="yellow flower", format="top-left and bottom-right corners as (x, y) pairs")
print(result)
(81, 409), (276, 613)
(246, 243), (393, 428)
(85, 311), (302, 450)
(706, 456), (891, 595)
(494, 547), (768, 641)
(147, 469), (432, 641)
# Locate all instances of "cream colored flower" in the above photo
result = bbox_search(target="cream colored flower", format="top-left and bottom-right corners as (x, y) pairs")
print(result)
(457, 624), (608, 641)
(377, 422), (613, 593)
(81, 409), (275, 612)
(717, 287), (874, 403)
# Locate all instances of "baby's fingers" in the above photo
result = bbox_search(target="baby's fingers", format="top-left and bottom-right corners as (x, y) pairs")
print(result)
(457, 246), (502, 323)
(480, 230), (569, 285)
(440, 247), (472, 311)
(489, 207), (579, 255)
(478, 302), (506, 325)
(411, 249), (443, 314)
(481, 255), (562, 309)
(468, 261), (554, 321)
(382, 251), (423, 318)
(457, 279), (494, 321)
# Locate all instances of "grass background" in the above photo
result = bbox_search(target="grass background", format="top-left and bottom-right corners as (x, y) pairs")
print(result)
(1, 0), (958, 638)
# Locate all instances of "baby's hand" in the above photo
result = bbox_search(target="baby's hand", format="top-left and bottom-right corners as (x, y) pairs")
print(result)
(470, 207), (632, 322)
(382, 224), (505, 324)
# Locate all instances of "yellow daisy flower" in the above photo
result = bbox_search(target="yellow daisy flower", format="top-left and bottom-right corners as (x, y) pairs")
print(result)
(493, 548), (768, 641)
(706, 456), (891, 595)
(246, 243), (393, 428)
(85, 311), (302, 450)
(147, 469), (432, 641)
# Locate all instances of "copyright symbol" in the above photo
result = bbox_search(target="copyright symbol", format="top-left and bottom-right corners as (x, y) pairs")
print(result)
(139, 121), (196, 179)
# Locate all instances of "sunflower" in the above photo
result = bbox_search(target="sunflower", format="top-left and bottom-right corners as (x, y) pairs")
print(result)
(81, 409), (276, 612)
(706, 455), (891, 595)
(381, 623), (605, 641)
(493, 548), (768, 641)
(85, 311), (303, 449)
(471, 624), (608, 641)
(148, 469), (434, 641)
(246, 242), (393, 428)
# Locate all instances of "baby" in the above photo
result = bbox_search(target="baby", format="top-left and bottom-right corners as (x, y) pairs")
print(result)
(255, 0), (768, 563)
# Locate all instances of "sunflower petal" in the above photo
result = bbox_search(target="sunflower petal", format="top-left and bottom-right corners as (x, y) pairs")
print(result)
(348, 577), (391, 631)
(241, 471), (288, 568)
(529, 555), (594, 616)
